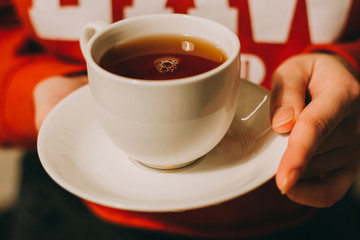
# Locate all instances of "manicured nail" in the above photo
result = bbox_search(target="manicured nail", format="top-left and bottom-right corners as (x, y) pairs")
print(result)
(272, 105), (295, 129)
(281, 169), (300, 194)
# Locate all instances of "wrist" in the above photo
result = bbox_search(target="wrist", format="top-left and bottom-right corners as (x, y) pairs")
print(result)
(303, 44), (359, 81)
(307, 51), (359, 82)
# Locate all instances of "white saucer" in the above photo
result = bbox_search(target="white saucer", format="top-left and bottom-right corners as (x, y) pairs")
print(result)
(37, 80), (288, 212)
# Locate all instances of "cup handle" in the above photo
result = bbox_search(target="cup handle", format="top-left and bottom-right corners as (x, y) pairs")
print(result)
(80, 20), (110, 59)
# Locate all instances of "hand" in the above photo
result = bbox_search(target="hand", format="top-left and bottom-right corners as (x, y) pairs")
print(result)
(33, 74), (88, 130)
(270, 53), (360, 207)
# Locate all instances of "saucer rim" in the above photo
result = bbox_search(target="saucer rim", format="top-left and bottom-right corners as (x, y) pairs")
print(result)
(38, 81), (288, 212)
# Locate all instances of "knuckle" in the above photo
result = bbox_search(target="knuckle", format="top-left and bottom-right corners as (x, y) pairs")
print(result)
(302, 114), (331, 140)
(270, 83), (304, 114)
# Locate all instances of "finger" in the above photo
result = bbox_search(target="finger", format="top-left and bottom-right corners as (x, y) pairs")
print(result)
(33, 81), (59, 131)
(34, 101), (57, 131)
(33, 75), (88, 130)
(285, 168), (357, 207)
(301, 140), (360, 179)
(276, 86), (353, 194)
(316, 109), (360, 155)
(270, 56), (309, 133)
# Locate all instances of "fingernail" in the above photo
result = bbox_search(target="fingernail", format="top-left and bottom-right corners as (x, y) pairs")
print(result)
(281, 169), (300, 194)
(272, 105), (295, 129)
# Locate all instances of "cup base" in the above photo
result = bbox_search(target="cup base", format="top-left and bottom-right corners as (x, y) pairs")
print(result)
(130, 157), (202, 171)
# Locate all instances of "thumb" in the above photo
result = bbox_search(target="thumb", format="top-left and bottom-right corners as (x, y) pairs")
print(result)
(270, 56), (309, 133)
(269, 55), (312, 194)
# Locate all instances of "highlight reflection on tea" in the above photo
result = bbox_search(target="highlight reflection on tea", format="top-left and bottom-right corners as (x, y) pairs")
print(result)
(99, 34), (227, 80)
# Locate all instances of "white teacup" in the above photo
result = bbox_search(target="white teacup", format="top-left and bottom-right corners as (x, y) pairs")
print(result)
(80, 14), (240, 169)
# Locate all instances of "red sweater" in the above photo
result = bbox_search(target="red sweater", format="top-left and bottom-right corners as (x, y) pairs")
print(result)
(1, 0), (360, 238)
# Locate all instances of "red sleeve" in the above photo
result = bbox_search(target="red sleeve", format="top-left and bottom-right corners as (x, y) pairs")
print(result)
(0, 6), (85, 149)
(303, 41), (360, 74)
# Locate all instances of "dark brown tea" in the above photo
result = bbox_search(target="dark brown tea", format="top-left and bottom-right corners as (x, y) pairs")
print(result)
(98, 34), (227, 80)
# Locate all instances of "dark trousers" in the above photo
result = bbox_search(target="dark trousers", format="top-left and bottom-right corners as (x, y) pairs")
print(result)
(5, 151), (360, 240)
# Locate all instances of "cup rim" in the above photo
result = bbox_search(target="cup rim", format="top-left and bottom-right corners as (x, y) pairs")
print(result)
(85, 13), (240, 86)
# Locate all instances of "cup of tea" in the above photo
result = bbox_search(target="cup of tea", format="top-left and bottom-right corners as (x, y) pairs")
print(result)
(80, 14), (240, 169)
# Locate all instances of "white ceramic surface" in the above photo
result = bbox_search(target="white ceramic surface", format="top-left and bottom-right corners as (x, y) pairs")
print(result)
(37, 80), (288, 212)
(80, 14), (241, 168)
